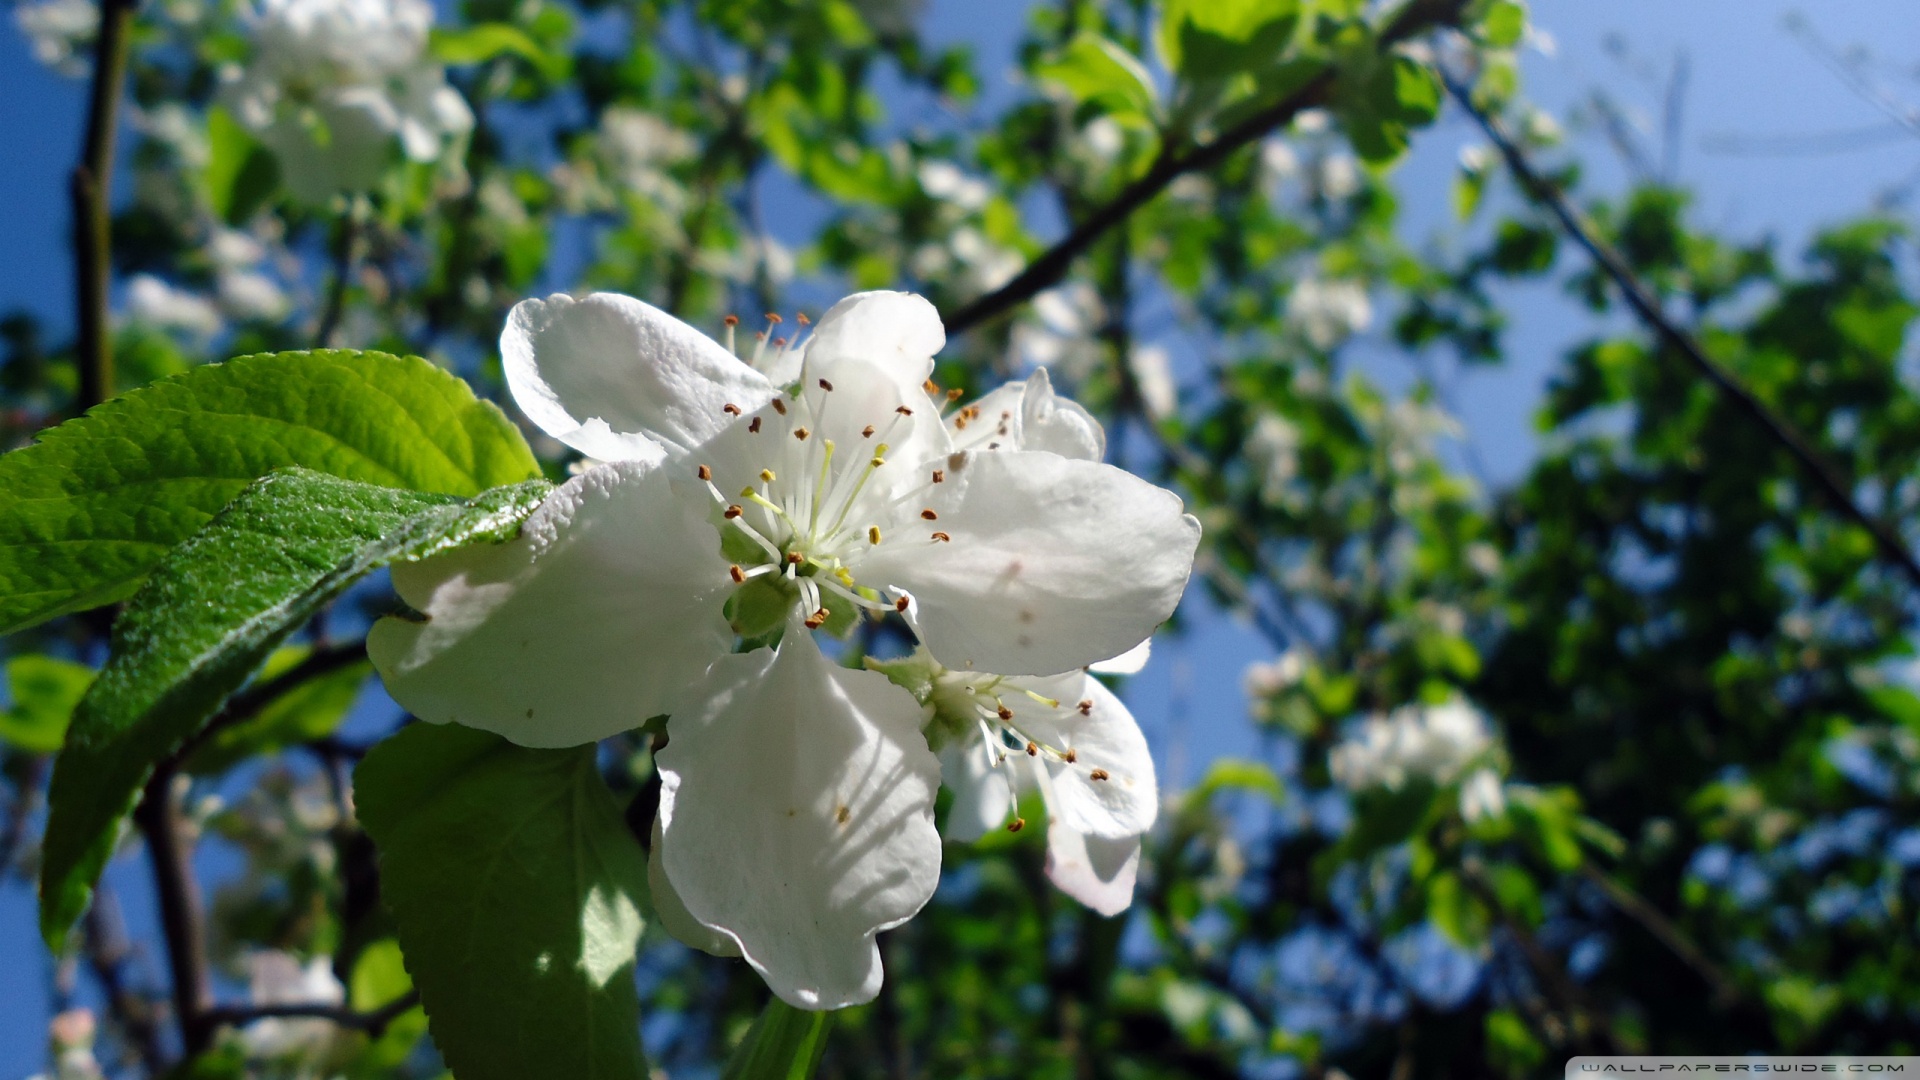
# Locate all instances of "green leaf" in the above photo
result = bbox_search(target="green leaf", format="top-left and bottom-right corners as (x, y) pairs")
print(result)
(1476, 0), (1525, 49)
(722, 998), (834, 1080)
(356, 723), (650, 1080)
(430, 24), (569, 82)
(1340, 54), (1443, 163)
(1189, 758), (1287, 804)
(0, 349), (539, 636)
(347, 938), (429, 1075)
(205, 105), (281, 225)
(0, 656), (94, 753)
(1426, 870), (1490, 946)
(39, 469), (550, 950)
(1034, 33), (1160, 124)
(183, 644), (370, 775)
(1159, 0), (1300, 73)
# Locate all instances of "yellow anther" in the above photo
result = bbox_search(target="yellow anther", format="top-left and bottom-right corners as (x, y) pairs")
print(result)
(760, 469), (776, 483)
(868, 526), (882, 544)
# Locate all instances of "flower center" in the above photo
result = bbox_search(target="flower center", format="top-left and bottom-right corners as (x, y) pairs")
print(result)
(927, 668), (1103, 833)
(694, 321), (946, 637)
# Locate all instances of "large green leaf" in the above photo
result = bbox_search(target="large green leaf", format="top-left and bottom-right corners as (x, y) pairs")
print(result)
(722, 999), (834, 1080)
(39, 469), (550, 949)
(356, 723), (650, 1080)
(0, 349), (539, 636)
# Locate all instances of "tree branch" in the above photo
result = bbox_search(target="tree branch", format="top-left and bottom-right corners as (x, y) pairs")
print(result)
(313, 200), (364, 349)
(71, 0), (139, 412)
(167, 640), (370, 769)
(200, 989), (421, 1038)
(1579, 864), (1744, 1010)
(135, 766), (214, 1057)
(1443, 70), (1920, 593)
(942, 0), (1472, 336)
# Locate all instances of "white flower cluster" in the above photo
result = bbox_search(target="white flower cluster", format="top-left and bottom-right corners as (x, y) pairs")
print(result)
(121, 227), (293, 341)
(220, 0), (472, 203)
(370, 290), (1201, 1010)
(1329, 698), (1505, 822)
(1286, 276), (1373, 351)
(907, 159), (1022, 296)
(238, 951), (347, 1060)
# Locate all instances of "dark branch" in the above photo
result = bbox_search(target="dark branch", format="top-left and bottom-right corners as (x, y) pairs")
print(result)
(942, 0), (1472, 336)
(71, 0), (138, 412)
(1443, 70), (1920, 594)
(168, 640), (370, 769)
(314, 202), (363, 349)
(201, 989), (421, 1038)
(135, 766), (214, 1057)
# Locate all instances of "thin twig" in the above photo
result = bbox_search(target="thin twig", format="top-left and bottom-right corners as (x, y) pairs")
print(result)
(313, 200), (364, 349)
(1579, 863), (1743, 1009)
(71, 0), (139, 412)
(943, 0), (1472, 336)
(1443, 70), (1920, 594)
(80, 883), (168, 1074)
(167, 640), (370, 769)
(201, 989), (421, 1038)
(1459, 857), (1619, 1054)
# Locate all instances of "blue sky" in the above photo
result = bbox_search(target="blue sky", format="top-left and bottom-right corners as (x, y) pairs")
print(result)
(2, 0), (1918, 1073)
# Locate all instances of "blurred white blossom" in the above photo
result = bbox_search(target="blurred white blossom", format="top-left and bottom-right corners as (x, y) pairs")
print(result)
(1128, 344), (1176, 419)
(1014, 284), (1104, 382)
(239, 951), (346, 1060)
(221, 0), (473, 203)
(1243, 649), (1307, 699)
(1329, 698), (1497, 793)
(1316, 153), (1361, 200)
(15, 0), (96, 77)
(917, 160), (991, 211)
(124, 274), (223, 341)
(1286, 277), (1372, 350)
(1458, 766), (1507, 822)
(1246, 412), (1302, 508)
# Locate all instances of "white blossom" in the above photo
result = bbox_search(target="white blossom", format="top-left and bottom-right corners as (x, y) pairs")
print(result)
(124, 274), (223, 341)
(1316, 152), (1362, 201)
(1246, 412), (1302, 508)
(15, 0), (96, 77)
(1014, 284), (1103, 382)
(238, 952), (345, 1060)
(1328, 698), (1497, 793)
(1243, 649), (1307, 700)
(369, 291), (1199, 1009)
(1458, 766), (1507, 823)
(1128, 344), (1176, 419)
(917, 160), (991, 212)
(1286, 277), (1372, 350)
(221, 0), (473, 203)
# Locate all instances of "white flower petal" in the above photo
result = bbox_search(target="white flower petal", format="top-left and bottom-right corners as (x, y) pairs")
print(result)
(367, 461), (733, 748)
(1020, 368), (1104, 461)
(655, 630), (942, 1010)
(1017, 675), (1157, 839)
(867, 450), (1201, 676)
(803, 291), (944, 390)
(936, 738), (1011, 842)
(1045, 825), (1140, 917)
(501, 292), (773, 463)
(646, 818), (740, 957)
(1088, 638), (1150, 675)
